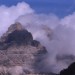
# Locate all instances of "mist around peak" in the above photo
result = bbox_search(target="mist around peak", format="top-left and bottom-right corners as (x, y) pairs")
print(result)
(0, 1), (75, 74)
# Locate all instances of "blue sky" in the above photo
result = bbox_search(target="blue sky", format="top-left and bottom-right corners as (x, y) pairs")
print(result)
(0, 0), (75, 17)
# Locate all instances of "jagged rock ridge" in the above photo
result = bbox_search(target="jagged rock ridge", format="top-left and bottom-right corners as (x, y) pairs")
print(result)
(0, 22), (49, 75)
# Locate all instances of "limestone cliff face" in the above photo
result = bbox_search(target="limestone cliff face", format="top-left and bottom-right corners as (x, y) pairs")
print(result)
(0, 22), (49, 75)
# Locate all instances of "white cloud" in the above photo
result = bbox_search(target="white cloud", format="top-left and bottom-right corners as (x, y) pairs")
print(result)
(0, 2), (34, 36)
(17, 12), (75, 73)
(60, 12), (75, 29)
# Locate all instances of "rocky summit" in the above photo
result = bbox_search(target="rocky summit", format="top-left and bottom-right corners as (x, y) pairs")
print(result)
(0, 22), (50, 75)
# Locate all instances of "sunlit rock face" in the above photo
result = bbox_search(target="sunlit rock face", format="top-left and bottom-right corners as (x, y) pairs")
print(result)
(0, 22), (49, 75)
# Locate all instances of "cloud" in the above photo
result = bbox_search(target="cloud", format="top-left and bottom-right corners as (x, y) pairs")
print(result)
(60, 12), (75, 29)
(16, 12), (75, 73)
(0, 2), (34, 36)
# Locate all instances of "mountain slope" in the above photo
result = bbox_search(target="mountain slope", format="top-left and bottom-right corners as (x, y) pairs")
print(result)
(0, 22), (49, 75)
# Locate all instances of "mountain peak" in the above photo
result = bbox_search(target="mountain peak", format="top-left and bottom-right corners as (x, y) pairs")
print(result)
(0, 22), (33, 48)
(0, 23), (48, 74)
(7, 22), (24, 34)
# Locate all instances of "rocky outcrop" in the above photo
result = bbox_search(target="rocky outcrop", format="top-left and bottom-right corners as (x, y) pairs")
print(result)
(0, 22), (48, 75)
(0, 22), (24, 43)
(56, 54), (75, 75)
(0, 22), (33, 50)
(60, 62), (75, 75)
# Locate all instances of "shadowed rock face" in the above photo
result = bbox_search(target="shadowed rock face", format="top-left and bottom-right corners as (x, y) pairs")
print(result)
(0, 22), (49, 75)
(60, 62), (75, 75)
(31, 40), (40, 47)
(0, 22), (33, 49)
(5, 30), (33, 45)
